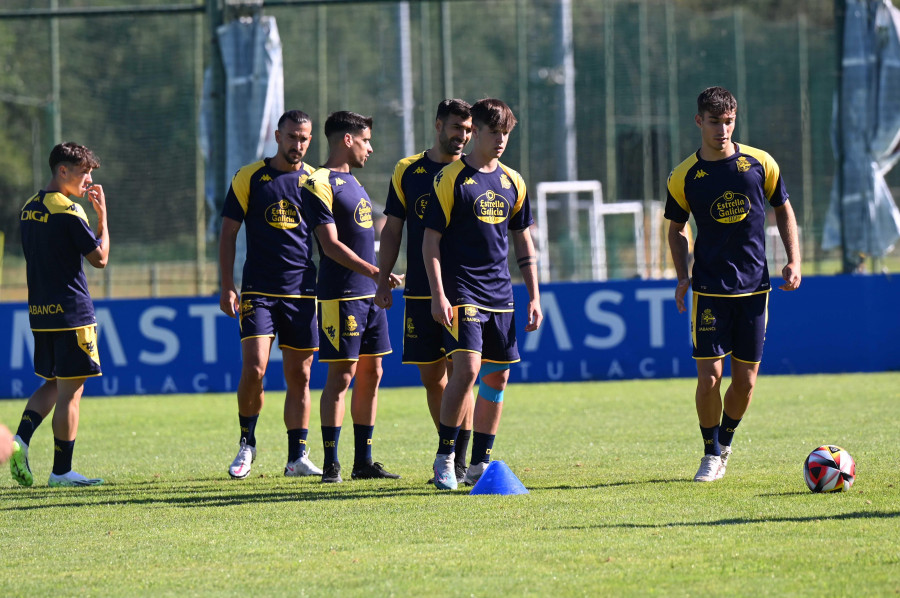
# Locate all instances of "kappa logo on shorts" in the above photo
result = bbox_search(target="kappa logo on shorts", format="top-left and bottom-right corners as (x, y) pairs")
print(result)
(325, 324), (337, 341)
(736, 156), (752, 173)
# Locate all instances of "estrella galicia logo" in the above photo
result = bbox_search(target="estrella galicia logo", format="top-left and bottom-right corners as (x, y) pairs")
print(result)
(709, 191), (750, 224)
(354, 199), (374, 228)
(414, 194), (429, 220)
(473, 190), (510, 224)
(266, 199), (301, 230)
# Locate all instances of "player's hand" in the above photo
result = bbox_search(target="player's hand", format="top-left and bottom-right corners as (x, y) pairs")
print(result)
(374, 280), (393, 309)
(220, 288), (239, 318)
(524, 299), (542, 332)
(674, 278), (690, 313)
(84, 184), (106, 218)
(388, 272), (404, 289)
(431, 295), (452, 328)
(780, 262), (801, 291)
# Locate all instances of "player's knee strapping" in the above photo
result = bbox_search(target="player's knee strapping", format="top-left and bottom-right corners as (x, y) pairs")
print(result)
(478, 362), (510, 403)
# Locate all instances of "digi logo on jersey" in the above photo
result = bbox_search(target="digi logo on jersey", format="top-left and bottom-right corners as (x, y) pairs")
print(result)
(354, 199), (374, 228)
(21, 210), (49, 223)
(414, 194), (429, 220)
(266, 199), (301, 230)
(473, 190), (510, 224)
(709, 191), (750, 224)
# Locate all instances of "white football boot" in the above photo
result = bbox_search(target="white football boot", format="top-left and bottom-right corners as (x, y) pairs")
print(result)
(693, 454), (723, 482)
(228, 439), (256, 479)
(433, 453), (457, 490)
(284, 450), (323, 477)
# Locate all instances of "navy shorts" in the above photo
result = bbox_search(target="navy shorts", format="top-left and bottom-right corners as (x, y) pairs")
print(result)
(402, 298), (445, 364)
(691, 292), (769, 363)
(33, 325), (102, 380)
(318, 297), (391, 362)
(443, 305), (519, 364)
(239, 294), (318, 351)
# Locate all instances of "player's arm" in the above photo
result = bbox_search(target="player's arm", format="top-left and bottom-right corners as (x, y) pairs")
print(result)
(512, 226), (542, 332)
(84, 184), (109, 269)
(314, 222), (401, 287)
(423, 227), (452, 327)
(774, 201), (801, 291)
(667, 219), (692, 313)
(374, 215), (404, 309)
(218, 216), (241, 318)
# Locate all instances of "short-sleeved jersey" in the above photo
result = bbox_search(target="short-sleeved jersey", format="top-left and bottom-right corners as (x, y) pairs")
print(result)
(383, 150), (449, 298)
(301, 168), (377, 301)
(20, 191), (101, 330)
(665, 143), (789, 296)
(423, 158), (533, 311)
(221, 159), (317, 297)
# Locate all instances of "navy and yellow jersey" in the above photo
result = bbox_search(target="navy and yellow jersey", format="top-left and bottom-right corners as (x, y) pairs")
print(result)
(423, 158), (532, 311)
(665, 143), (789, 296)
(383, 150), (449, 298)
(301, 168), (377, 301)
(221, 158), (317, 297)
(20, 191), (101, 331)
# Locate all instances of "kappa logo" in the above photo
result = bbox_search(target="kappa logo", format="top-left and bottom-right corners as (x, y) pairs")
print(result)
(434, 171), (444, 184)
(694, 169), (708, 179)
(260, 174), (273, 182)
(499, 173), (512, 190)
(414, 166), (427, 174)
(326, 324), (337, 340)
(736, 156), (751, 173)
(334, 178), (346, 186)
(463, 177), (477, 185)
(82, 340), (95, 354)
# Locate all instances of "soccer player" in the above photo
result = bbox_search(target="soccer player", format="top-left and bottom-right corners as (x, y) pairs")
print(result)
(422, 98), (543, 490)
(301, 111), (403, 483)
(374, 99), (476, 483)
(219, 110), (323, 480)
(10, 142), (109, 488)
(665, 86), (801, 482)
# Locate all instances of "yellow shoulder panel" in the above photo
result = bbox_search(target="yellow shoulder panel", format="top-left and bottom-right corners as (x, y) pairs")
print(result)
(498, 162), (528, 217)
(391, 152), (426, 209)
(231, 160), (265, 214)
(433, 160), (466, 226)
(304, 167), (335, 212)
(667, 153), (699, 214)
(738, 144), (780, 200)
(45, 192), (89, 223)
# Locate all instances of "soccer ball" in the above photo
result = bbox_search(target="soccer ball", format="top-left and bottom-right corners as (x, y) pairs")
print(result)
(803, 445), (856, 493)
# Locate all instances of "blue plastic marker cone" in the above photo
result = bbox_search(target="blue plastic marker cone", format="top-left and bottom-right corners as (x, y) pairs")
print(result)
(468, 460), (529, 495)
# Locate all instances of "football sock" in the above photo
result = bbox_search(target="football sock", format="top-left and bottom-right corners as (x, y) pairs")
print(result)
(239, 414), (259, 447)
(353, 424), (375, 466)
(321, 426), (341, 467)
(700, 425), (721, 456)
(16, 410), (43, 445)
(470, 432), (496, 465)
(52, 438), (75, 475)
(454, 429), (472, 468)
(437, 423), (460, 456)
(287, 428), (309, 462)
(718, 411), (742, 447)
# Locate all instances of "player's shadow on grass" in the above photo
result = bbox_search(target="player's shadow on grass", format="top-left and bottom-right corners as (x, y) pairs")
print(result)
(558, 510), (900, 530)
(537, 478), (692, 491)
(0, 478), (454, 510)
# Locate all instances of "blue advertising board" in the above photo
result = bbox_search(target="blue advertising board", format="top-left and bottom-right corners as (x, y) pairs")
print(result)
(1, 275), (898, 399)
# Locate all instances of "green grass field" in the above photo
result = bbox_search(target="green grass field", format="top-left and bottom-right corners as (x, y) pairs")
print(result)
(1, 373), (898, 597)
